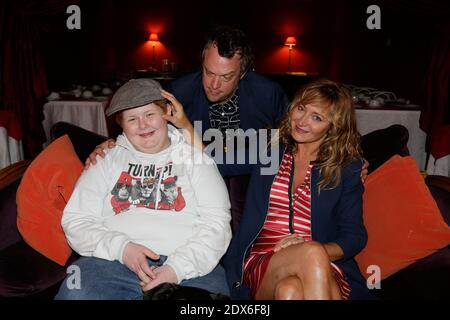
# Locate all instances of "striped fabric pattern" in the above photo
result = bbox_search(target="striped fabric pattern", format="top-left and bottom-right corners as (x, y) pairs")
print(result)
(243, 152), (350, 299)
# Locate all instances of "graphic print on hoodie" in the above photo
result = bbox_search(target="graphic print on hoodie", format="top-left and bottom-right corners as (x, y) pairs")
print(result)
(111, 161), (186, 214)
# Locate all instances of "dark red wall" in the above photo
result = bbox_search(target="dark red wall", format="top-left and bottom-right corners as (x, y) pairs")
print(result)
(42, 0), (445, 105)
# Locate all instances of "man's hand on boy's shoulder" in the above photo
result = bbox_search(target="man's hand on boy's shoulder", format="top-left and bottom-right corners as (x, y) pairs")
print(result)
(85, 139), (116, 169)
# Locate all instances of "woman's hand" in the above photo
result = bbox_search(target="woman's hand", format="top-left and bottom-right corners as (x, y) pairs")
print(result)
(161, 89), (205, 151)
(273, 233), (305, 252)
(160, 89), (192, 130)
(360, 159), (369, 183)
(85, 139), (116, 169)
(141, 264), (178, 292)
(122, 242), (160, 284)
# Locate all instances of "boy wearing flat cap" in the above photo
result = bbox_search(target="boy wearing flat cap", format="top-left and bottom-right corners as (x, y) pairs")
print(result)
(55, 79), (231, 300)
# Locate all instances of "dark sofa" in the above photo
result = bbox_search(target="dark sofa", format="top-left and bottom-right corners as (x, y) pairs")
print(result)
(0, 122), (449, 299)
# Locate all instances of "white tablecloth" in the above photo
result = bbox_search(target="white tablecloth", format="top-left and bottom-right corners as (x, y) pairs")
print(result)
(355, 108), (427, 170)
(42, 99), (109, 142)
(0, 127), (24, 170)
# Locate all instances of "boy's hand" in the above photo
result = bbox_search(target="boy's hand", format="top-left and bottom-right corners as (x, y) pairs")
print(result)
(122, 242), (160, 284)
(141, 265), (178, 292)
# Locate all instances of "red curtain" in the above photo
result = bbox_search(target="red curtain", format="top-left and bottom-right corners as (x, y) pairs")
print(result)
(419, 22), (450, 159)
(0, 0), (77, 158)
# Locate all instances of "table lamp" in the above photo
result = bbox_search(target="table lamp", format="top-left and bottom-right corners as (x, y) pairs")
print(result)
(285, 36), (297, 72)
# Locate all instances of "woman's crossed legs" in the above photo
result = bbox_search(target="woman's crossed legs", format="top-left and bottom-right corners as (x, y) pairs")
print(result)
(255, 241), (342, 300)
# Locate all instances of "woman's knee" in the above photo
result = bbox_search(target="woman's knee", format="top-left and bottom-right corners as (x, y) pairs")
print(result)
(291, 242), (333, 282)
(296, 241), (330, 266)
(274, 276), (303, 300)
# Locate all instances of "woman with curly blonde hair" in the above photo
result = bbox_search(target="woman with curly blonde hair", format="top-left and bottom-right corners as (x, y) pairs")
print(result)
(278, 79), (363, 192)
(224, 79), (370, 300)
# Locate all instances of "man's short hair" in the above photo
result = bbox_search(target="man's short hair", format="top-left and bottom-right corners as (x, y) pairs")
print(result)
(202, 26), (254, 76)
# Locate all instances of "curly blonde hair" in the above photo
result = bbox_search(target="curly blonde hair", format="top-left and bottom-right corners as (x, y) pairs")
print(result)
(278, 79), (362, 191)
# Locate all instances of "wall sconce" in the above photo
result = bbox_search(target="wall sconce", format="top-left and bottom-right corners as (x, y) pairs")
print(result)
(285, 36), (297, 72)
(149, 33), (160, 68)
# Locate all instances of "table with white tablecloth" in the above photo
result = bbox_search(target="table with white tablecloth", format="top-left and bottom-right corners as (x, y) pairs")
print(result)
(424, 125), (450, 177)
(42, 99), (110, 143)
(0, 110), (24, 170)
(355, 107), (427, 170)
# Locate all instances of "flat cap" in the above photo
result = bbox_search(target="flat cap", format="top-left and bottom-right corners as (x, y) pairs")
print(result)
(105, 78), (164, 116)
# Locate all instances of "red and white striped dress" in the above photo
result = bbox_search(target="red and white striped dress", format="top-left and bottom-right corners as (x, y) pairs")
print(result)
(243, 152), (351, 299)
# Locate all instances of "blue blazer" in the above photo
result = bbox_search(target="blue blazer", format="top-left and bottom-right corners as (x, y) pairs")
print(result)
(166, 70), (290, 132)
(222, 145), (373, 300)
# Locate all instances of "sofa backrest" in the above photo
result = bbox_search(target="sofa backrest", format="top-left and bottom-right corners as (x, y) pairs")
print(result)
(50, 121), (108, 163)
(361, 124), (410, 173)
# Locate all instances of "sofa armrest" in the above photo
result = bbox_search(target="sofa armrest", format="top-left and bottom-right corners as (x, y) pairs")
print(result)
(426, 175), (450, 193)
(426, 175), (450, 225)
(0, 240), (78, 298)
(0, 161), (32, 250)
(0, 160), (31, 191)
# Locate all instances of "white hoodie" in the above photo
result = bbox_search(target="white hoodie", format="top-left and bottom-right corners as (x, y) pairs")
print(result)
(62, 125), (231, 283)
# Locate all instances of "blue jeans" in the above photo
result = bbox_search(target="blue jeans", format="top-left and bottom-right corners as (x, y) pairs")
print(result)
(55, 256), (230, 300)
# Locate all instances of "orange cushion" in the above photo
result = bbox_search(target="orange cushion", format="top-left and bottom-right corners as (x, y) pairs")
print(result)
(16, 135), (83, 266)
(355, 155), (450, 280)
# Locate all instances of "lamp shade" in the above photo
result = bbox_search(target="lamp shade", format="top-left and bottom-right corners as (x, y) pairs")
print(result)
(285, 36), (297, 47)
(149, 33), (159, 42)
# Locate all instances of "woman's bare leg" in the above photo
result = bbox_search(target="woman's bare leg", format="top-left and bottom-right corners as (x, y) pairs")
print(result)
(254, 241), (342, 300)
(274, 276), (304, 300)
